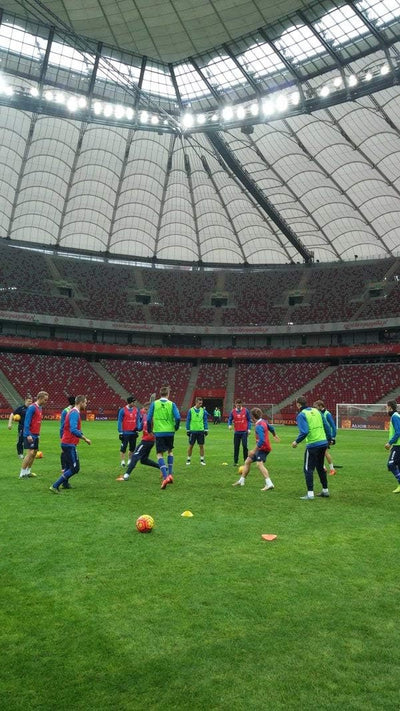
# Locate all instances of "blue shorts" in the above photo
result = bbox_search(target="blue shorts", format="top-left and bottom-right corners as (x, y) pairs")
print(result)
(155, 435), (174, 454)
(24, 436), (39, 451)
(188, 432), (205, 446)
(250, 450), (269, 463)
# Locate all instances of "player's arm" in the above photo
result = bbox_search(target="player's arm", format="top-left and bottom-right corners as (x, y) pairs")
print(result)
(69, 411), (91, 444)
(246, 408), (251, 432)
(23, 406), (33, 439)
(146, 402), (154, 433)
(117, 408), (123, 434)
(227, 411), (233, 429)
(255, 423), (264, 449)
(292, 412), (308, 447)
(327, 412), (337, 439)
(387, 414), (400, 446)
(268, 423), (280, 442)
(203, 410), (208, 432)
(7, 411), (14, 429)
(185, 410), (191, 432)
(173, 403), (181, 431)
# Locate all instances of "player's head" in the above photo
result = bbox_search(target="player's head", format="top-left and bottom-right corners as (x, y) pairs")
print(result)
(235, 399), (242, 408)
(36, 391), (49, 405)
(68, 395), (76, 407)
(160, 385), (170, 397)
(75, 395), (87, 410)
(313, 399), (325, 411)
(24, 395), (33, 406)
(195, 396), (203, 407)
(142, 402), (151, 413)
(127, 395), (136, 405)
(251, 407), (263, 420)
(296, 396), (307, 409)
(386, 400), (398, 414)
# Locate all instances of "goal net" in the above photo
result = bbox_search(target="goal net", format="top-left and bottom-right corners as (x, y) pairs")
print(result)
(246, 403), (275, 423)
(336, 403), (390, 431)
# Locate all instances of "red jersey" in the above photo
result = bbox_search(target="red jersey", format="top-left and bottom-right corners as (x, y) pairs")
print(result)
(229, 407), (250, 432)
(61, 407), (82, 446)
(28, 403), (42, 435)
(121, 406), (139, 431)
(140, 409), (155, 442)
(254, 418), (272, 453)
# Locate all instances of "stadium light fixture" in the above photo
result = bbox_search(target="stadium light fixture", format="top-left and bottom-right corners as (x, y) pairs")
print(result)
(364, 70), (373, 81)
(262, 99), (274, 116)
(93, 101), (102, 115)
(125, 107), (135, 120)
(182, 113), (194, 128)
(319, 85), (330, 97)
(114, 105), (125, 119)
(140, 110), (149, 123)
(103, 103), (113, 117)
(236, 105), (246, 119)
(30, 87), (39, 97)
(333, 76), (343, 88)
(222, 106), (234, 120)
(348, 74), (358, 87)
(55, 92), (65, 104)
(276, 95), (288, 112)
(67, 96), (78, 111)
(196, 113), (206, 125)
(380, 64), (389, 75)
(150, 114), (159, 125)
(78, 96), (87, 109)
(44, 90), (53, 101)
(250, 103), (259, 116)
(290, 91), (300, 106)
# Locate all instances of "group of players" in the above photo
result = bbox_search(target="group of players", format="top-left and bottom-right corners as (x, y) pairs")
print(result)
(7, 387), (400, 497)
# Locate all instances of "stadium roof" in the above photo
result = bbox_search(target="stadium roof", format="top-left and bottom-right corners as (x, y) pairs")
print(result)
(0, 1), (313, 62)
(0, 0), (400, 266)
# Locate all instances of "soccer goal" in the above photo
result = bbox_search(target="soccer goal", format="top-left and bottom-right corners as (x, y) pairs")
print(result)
(336, 403), (390, 431)
(246, 403), (275, 423)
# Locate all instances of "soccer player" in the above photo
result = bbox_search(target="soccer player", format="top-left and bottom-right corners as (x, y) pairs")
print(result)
(147, 385), (180, 489)
(384, 400), (400, 493)
(60, 395), (76, 472)
(122, 403), (159, 481)
(292, 396), (331, 500)
(213, 406), (221, 425)
(313, 400), (337, 475)
(8, 395), (33, 458)
(117, 395), (141, 467)
(228, 399), (251, 466)
(19, 391), (49, 479)
(49, 395), (91, 492)
(233, 407), (280, 490)
(186, 396), (208, 466)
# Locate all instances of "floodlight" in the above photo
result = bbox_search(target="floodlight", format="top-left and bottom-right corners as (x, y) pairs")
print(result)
(126, 107), (134, 120)
(262, 99), (274, 116)
(236, 106), (246, 120)
(103, 104), (113, 117)
(114, 105), (125, 119)
(250, 103), (259, 116)
(67, 96), (78, 111)
(30, 87), (39, 97)
(93, 101), (102, 115)
(196, 114), (206, 124)
(182, 113), (194, 128)
(380, 64), (389, 75)
(275, 95), (288, 112)
(222, 106), (233, 120)
(290, 92), (300, 105)
(140, 111), (149, 123)
(348, 74), (358, 87)
(333, 76), (343, 88)
(319, 85), (330, 97)
(150, 115), (159, 125)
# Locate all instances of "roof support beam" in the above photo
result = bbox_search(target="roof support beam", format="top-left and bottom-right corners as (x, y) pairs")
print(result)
(207, 131), (313, 263)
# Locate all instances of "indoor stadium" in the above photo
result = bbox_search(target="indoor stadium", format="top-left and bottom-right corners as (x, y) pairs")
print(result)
(1, 1), (400, 709)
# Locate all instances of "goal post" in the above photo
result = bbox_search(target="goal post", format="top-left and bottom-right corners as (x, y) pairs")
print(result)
(336, 403), (390, 431)
(246, 403), (275, 423)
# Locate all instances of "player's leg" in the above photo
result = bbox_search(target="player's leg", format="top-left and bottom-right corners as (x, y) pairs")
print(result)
(242, 432), (248, 462)
(325, 447), (336, 475)
(257, 454), (274, 491)
(140, 443), (159, 470)
(128, 433), (138, 462)
(316, 447), (329, 497)
(17, 430), (24, 457)
(19, 437), (37, 478)
(388, 446), (400, 492)
(123, 443), (142, 480)
(186, 433), (194, 464)
(232, 454), (253, 486)
(120, 434), (128, 466)
(301, 448), (315, 499)
(233, 432), (240, 466)
(198, 433), (206, 465)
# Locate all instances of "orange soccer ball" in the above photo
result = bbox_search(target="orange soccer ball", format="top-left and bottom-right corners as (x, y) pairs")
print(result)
(135, 515), (154, 533)
(13, 414), (21, 422)
(35, 451), (43, 459)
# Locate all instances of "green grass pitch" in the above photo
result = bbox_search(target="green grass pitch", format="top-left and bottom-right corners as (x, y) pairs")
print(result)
(1, 421), (400, 710)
